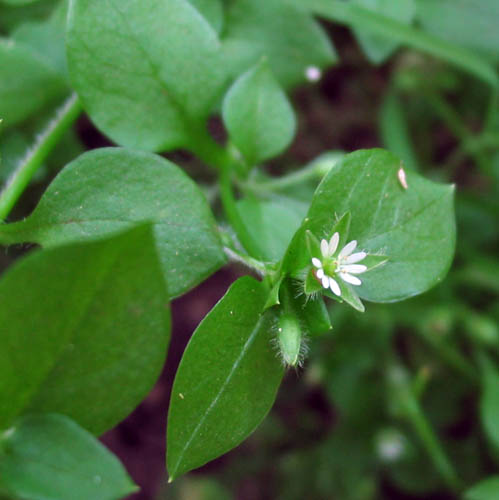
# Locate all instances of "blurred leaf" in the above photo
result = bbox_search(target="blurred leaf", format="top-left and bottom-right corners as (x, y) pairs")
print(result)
(67, 0), (226, 151)
(480, 357), (499, 451)
(238, 196), (305, 261)
(353, 0), (415, 63)
(379, 90), (419, 170)
(465, 476), (499, 500)
(0, 414), (137, 500)
(223, 60), (296, 165)
(0, 148), (225, 298)
(167, 276), (284, 479)
(415, 0), (499, 59)
(0, 226), (170, 434)
(223, 0), (337, 89)
(0, 38), (67, 128)
(295, 0), (499, 87)
(188, 0), (223, 34)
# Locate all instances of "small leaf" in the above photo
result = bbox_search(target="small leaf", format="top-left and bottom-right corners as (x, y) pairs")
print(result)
(0, 225), (170, 434)
(238, 196), (305, 261)
(167, 276), (284, 480)
(67, 0), (226, 151)
(0, 414), (138, 500)
(0, 148), (225, 298)
(223, 60), (296, 165)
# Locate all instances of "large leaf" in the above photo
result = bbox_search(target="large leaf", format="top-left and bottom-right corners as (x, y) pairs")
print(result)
(283, 149), (455, 303)
(0, 38), (67, 128)
(0, 414), (137, 500)
(66, 0), (226, 152)
(0, 225), (170, 434)
(222, 0), (336, 89)
(0, 147), (225, 298)
(167, 276), (284, 480)
(223, 60), (296, 165)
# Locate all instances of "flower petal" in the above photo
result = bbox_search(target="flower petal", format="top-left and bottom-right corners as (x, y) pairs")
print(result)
(339, 272), (362, 286)
(320, 239), (329, 258)
(329, 278), (341, 296)
(341, 264), (367, 274)
(338, 240), (357, 258)
(312, 257), (322, 268)
(328, 232), (339, 256)
(344, 251), (367, 264)
(316, 269), (325, 279)
(321, 275), (330, 289)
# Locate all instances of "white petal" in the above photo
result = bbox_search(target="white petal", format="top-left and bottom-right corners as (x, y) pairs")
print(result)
(328, 232), (339, 256)
(340, 272), (362, 286)
(316, 269), (325, 279)
(321, 275), (330, 289)
(344, 251), (367, 264)
(329, 278), (341, 296)
(312, 257), (322, 268)
(320, 239), (329, 258)
(341, 264), (367, 274)
(338, 240), (357, 258)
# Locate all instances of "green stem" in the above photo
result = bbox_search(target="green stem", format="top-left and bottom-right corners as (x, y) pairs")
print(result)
(190, 129), (265, 260)
(223, 246), (266, 276)
(390, 365), (460, 491)
(0, 94), (82, 222)
(424, 92), (491, 175)
(404, 395), (461, 491)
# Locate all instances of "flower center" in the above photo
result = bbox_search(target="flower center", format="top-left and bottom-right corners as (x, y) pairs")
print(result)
(324, 258), (338, 277)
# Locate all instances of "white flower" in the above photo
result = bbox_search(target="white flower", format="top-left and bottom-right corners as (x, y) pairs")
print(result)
(311, 232), (367, 296)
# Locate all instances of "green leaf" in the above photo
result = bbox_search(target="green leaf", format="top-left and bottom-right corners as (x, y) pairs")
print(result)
(187, 0), (223, 34)
(379, 90), (419, 170)
(480, 357), (499, 450)
(0, 38), (67, 128)
(223, 0), (337, 89)
(0, 225), (170, 434)
(0, 148), (225, 298)
(167, 276), (284, 480)
(12, 0), (68, 77)
(353, 0), (415, 63)
(238, 196), (305, 261)
(296, 0), (499, 88)
(223, 60), (296, 165)
(66, 0), (226, 152)
(283, 149), (455, 303)
(0, 414), (138, 500)
(464, 477), (499, 500)
(415, 0), (499, 58)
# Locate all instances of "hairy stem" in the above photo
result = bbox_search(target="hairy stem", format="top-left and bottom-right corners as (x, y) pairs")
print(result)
(0, 94), (83, 222)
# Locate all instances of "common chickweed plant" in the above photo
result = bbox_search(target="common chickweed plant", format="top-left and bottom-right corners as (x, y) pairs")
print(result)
(0, 0), (498, 499)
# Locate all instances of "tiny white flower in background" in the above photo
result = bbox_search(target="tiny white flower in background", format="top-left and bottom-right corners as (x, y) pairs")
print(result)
(305, 66), (322, 82)
(311, 232), (367, 296)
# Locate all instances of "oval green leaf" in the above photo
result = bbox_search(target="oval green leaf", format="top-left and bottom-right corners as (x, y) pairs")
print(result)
(0, 414), (138, 500)
(0, 148), (226, 298)
(0, 226), (170, 434)
(167, 276), (284, 480)
(66, 0), (226, 151)
(283, 149), (455, 303)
